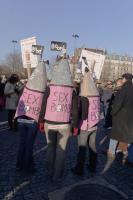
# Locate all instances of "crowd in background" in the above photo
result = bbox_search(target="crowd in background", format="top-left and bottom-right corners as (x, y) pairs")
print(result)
(0, 74), (26, 130)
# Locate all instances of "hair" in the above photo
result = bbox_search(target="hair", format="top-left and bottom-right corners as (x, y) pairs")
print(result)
(115, 78), (122, 82)
(122, 73), (133, 81)
(85, 67), (89, 72)
(9, 74), (19, 84)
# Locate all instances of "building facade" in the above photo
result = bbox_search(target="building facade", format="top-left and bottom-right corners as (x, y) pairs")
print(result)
(101, 54), (133, 81)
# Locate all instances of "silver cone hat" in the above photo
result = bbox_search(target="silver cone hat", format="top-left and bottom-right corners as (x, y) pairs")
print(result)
(50, 58), (73, 86)
(26, 61), (47, 92)
(80, 71), (99, 97)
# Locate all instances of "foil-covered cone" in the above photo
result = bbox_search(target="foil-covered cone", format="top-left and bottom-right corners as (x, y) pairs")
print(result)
(26, 61), (47, 92)
(50, 58), (73, 86)
(80, 71), (99, 97)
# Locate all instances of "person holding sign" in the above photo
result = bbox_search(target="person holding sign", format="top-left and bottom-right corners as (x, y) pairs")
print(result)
(72, 67), (100, 176)
(44, 56), (78, 181)
(15, 61), (48, 174)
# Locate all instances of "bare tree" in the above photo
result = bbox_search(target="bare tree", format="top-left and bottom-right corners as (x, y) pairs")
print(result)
(0, 52), (27, 78)
(5, 52), (23, 73)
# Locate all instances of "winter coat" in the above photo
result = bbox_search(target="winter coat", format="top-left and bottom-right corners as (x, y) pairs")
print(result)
(4, 82), (19, 110)
(111, 81), (133, 143)
(101, 88), (113, 105)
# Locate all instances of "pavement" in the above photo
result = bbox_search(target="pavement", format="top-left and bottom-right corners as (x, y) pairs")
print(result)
(0, 109), (133, 200)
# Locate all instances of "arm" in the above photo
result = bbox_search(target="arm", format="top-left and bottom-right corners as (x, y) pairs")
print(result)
(39, 86), (50, 122)
(71, 90), (79, 128)
(111, 87), (125, 116)
(80, 96), (89, 120)
(4, 83), (15, 96)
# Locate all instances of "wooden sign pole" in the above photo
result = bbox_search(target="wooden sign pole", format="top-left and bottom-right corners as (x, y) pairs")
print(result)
(27, 64), (31, 79)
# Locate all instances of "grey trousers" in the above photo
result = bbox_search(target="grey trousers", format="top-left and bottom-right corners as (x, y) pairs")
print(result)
(78, 130), (96, 152)
(45, 123), (70, 180)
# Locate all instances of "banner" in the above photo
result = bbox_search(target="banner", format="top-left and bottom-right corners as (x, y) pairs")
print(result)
(20, 37), (39, 68)
(79, 49), (105, 80)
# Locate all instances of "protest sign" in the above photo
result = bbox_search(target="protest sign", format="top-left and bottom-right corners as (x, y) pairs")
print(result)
(20, 37), (39, 69)
(51, 41), (67, 52)
(32, 45), (44, 56)
(79, 49), (105, 80)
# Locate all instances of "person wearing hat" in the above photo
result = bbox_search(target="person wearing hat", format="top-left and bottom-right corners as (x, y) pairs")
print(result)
(103, 73), (133, 172)
(15, 61), (48, 174)
(72, 67), (100, 175)
(44, 57), (78, 181)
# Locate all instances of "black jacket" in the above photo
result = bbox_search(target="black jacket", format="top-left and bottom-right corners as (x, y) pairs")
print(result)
(111, 81), (133, 143)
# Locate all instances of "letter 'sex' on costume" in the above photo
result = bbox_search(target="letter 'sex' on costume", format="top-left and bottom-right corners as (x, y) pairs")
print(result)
(44, 56), (78, 181)
(72, 67), (100, 175)
(15, 61), (48, 173)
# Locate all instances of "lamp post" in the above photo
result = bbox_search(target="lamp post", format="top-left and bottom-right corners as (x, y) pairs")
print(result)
(72, 34), (79, 80)
(72, 34), (79, 55)
(12, 40), (18, 72)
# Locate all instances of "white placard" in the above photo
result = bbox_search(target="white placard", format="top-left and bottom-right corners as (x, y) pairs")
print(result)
(20, 37), (39, 68)
(79, 49), (105, 80)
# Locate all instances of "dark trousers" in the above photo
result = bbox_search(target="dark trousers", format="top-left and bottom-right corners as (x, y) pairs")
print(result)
(74, 130), (97, 173)
(16, 121), (38, 171)
(8, 109), (17, 130)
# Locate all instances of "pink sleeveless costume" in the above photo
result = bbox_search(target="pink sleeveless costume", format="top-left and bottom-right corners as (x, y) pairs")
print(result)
(15, 86), (44, 123)
(45, 85), (73, 124)
(80, 96), (100, 131)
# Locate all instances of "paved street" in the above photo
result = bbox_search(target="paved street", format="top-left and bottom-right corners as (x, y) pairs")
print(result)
(0, 109), (7, 123)
(0, 110), (133, 200)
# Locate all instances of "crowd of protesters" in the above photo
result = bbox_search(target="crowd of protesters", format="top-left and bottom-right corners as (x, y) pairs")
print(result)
(1, 55), (133, 182)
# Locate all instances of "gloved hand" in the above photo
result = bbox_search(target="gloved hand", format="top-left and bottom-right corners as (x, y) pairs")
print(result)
(73, 128), (79, 136)
(39, 122), (45, 133)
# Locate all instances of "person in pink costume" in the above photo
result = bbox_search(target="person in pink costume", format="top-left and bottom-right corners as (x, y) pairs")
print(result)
(72, 67), (100, 175)
(15, 61), (48, 174)
(44, 56), (78, 181)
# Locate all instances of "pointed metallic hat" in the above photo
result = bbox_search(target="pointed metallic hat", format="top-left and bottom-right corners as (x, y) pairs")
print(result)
(80, 70), (99, 97)
(26, 61), (47, 92)
(50, 58), (73, 86)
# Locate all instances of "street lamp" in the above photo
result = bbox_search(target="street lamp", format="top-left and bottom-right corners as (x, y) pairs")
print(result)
(12, 40), (18, 72)
(72, 34), (79, 55)
(12, 40), (18, 53)
(72, 34), (79, 38)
